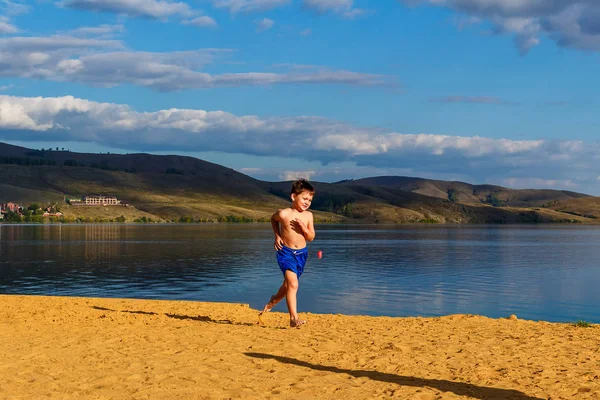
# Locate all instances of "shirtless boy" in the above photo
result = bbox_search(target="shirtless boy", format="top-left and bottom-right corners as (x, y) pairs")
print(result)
(259, 179), (316, 327)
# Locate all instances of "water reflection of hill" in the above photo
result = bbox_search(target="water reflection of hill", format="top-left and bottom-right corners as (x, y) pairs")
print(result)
(0, 225), (272, 299)
(83, 224), (121, 261)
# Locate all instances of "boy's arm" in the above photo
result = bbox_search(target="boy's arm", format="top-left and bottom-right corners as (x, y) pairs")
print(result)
(295, 212), (315, 242)
(271, 209), (284, 250)
(305, 212), (315, 242)
(271, 209), (281, 234)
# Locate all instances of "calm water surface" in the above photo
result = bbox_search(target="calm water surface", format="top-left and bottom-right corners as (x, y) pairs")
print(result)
(1, 224), (599, 323)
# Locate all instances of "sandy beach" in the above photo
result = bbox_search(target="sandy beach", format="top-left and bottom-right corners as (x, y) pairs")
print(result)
(0, 295), (598, 399)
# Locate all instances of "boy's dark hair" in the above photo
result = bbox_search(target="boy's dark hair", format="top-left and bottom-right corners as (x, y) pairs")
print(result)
(291, 178), (314, 195)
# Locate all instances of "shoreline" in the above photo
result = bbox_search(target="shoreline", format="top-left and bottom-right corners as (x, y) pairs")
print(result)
(1, 292), (597, 326)
(3, 221), (600, 226)
(1, 295), (598, 399)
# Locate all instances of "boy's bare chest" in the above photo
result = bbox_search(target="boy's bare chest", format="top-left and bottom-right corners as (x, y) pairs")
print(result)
(281, 214), (309, 228)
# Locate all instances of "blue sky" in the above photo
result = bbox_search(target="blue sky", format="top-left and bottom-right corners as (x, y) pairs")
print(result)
(0, 0), (599, 194)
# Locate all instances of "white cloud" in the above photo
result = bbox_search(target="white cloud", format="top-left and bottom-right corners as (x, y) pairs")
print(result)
(183, 16), (218, 28)
(401, 0), (600, 53)
(2, 94), (600, 193)
(0, 16), (18, 34)
(300, 28), (312, 36)
(0, 84), (14, 90)
(1, 0), (30, 16)
(0, 35), (124, 80)
(59, 1), (218, 29)
(255, 17), (274, 32)
(430, 96), (518, 105)
(212, 0), (290, 14)
(302, 0), (368, 19)
(279, 170), (317, 181)
(68, 24), (126, 37)
(60, 0), (193, 19)
(273, 63), (324, 69)
(498, 177), (577, 189)
(452, 15), (481, 31)
(0, 34), (392, 90)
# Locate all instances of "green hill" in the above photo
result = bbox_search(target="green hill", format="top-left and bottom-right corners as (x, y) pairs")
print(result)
(1, 141), (599, 224)
(342, 176), (589, 207)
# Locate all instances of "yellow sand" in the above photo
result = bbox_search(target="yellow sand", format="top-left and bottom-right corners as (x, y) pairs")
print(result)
(1, 295), (598, 399)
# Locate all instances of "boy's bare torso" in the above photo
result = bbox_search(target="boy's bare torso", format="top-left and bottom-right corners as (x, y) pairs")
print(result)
(277, 208), (312, 249)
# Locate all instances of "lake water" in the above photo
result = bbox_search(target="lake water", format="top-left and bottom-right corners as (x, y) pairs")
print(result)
(1, 224), (599, 323)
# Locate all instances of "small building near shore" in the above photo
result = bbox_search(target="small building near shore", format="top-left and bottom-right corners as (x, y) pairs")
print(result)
(70, 195), (122, 206)
(1, 202), (23, 214)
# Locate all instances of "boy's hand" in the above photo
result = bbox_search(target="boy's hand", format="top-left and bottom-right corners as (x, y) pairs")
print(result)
(274, 235), (284, 251)
(291, 218), (307, 235)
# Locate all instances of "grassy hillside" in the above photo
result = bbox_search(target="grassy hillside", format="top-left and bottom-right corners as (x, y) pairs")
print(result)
(2, 142), (599, 224)
(0, 163), (344, 223)
(270, 180), (599, 224)
(59, 205), (165, 223)
(547, 198), (600, 220)
(342, 176), (590, 207)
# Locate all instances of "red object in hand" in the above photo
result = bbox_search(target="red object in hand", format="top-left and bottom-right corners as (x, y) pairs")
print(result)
(317, 250), (323, 259)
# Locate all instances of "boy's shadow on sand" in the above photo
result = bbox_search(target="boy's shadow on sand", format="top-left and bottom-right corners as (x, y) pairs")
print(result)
(91, 306), (255, 326)
(244, 353), (545, 400)
(164, 313), (255, 326)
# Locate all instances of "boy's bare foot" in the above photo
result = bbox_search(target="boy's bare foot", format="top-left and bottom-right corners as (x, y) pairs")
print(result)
(290, 318), (307, 328)
(258, 295), (277, 325)
(261, 295), (277, 313)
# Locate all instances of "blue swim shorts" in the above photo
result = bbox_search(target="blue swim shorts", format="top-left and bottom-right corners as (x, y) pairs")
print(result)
(277, 245), (308, 278)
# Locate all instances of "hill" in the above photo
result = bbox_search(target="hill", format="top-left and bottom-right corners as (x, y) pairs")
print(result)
(1, 141), (599, 224)
(342, 176), (590, 207)
(0, 142), (344, 223)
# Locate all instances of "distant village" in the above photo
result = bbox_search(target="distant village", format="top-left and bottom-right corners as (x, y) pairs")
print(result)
(0, 195), (124, 221)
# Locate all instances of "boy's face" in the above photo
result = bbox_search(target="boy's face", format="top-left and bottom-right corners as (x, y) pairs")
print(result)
(291, 190), (313, 212)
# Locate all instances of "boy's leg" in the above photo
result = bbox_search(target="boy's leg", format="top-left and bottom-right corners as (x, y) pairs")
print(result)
(261, 280), (287, 313)
(258, 281), (287, 325)
(284, 270), (305, 327)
